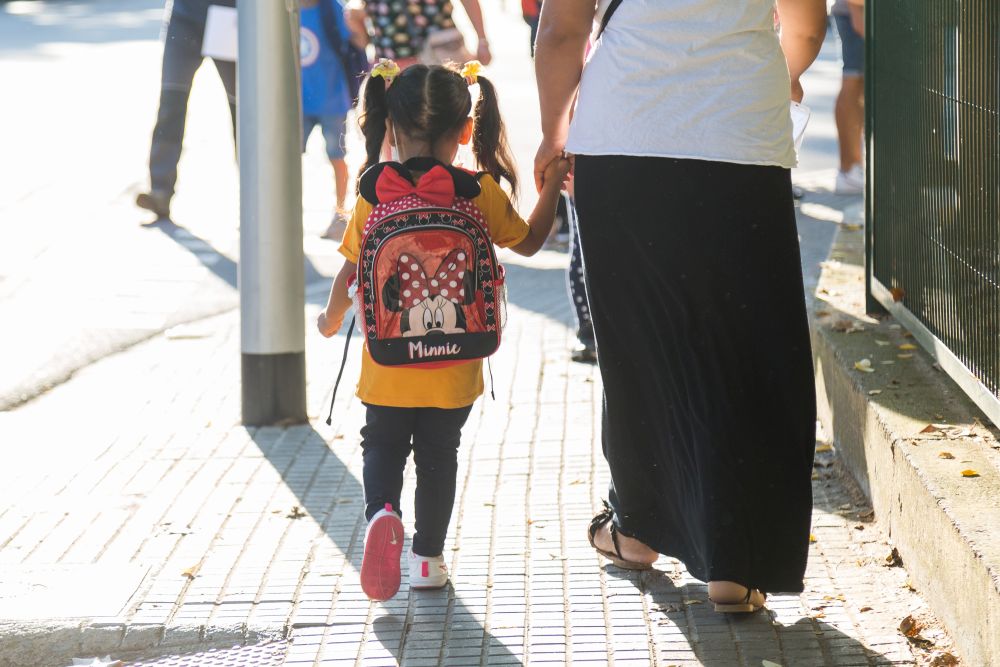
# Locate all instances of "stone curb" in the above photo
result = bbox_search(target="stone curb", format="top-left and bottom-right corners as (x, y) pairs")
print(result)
(812, 207), (1000, 667)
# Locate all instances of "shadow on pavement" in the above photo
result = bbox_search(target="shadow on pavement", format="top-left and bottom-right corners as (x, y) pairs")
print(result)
(148, 218), (327, 291)
(250, 425), (523, 665)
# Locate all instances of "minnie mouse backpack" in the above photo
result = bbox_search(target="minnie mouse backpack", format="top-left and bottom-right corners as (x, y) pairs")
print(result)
(326, 158), (506, 423)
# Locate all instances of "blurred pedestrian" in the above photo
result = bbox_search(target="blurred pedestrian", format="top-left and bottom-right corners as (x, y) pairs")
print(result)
(522, 0), (541, 55)
(136, 0), (236, 221)
(832, 0), (865, 194)
(535, 0), (827, 611)
(301, 0), (363, 240)
(317, 61), (570, 601)
(346, 0), (491, 68)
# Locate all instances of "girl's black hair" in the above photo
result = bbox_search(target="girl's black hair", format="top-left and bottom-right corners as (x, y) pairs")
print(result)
(357, 64), (518, 199)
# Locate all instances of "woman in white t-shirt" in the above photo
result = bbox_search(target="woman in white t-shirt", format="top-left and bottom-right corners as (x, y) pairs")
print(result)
(534, 0), (827, 611)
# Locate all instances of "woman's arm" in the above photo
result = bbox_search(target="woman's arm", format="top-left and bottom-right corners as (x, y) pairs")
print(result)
(532, 0), (594, 192)
(776, 0), (828, 101)
(457, 0), (492, 65)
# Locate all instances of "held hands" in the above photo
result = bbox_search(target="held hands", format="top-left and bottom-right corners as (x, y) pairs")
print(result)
(317, 310), (344, 338)
(541, 155), (572, 192)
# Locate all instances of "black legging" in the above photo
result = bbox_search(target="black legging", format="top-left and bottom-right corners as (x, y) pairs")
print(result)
(360, 403), (473, 557)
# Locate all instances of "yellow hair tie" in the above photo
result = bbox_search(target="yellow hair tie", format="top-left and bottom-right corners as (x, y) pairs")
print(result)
(461, 60), (482, 84)
(371, 58), (400, 82)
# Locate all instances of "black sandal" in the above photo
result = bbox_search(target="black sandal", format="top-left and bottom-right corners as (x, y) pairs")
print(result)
(587, 501), (654, 570)
(710, 584), (767, 613)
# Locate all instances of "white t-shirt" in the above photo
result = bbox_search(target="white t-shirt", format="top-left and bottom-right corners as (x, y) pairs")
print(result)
(566, 0), (798, 169)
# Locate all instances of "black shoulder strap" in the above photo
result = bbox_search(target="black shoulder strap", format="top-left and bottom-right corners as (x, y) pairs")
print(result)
(317, 0), (346, 56)
(597, 0), (623, 39)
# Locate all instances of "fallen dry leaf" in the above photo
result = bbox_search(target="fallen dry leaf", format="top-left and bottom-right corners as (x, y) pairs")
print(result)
(815, 443), (834, 453)
(833, 319), (865, 334)
(899, 343), (918, 351)
(880, 360), (895, 365)
(897, 353), (914, 359)
(899, 614), (922, 637)
(875, 339), (891, 346)
(569, 479), (585, 485)
(885, 547), (903, 567)
(929, 651), (959, 666)
(811, 472), (821, 480)
(868, 389), (883, 395)
(854, 359), (875, 373)
(181, 564), (200, 580)
(890, 287), (906, 302)
(682, 599), (702, 606)
(938, 452), (955, 460)
(961, 469), (980, 478)
(809, 534), (818, 543)
(920, 424), (939, 434)
(762, 660), (783, 667)
(859, 606), (873, 612)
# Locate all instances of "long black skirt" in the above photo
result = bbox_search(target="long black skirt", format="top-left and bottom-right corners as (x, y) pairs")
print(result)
(574, 155), (816, 593)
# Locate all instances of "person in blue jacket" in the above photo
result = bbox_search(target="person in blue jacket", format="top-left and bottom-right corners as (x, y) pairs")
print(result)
(301, 0), (357, 240)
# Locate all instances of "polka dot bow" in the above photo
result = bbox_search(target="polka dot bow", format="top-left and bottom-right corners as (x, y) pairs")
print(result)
(397, 249), (468, 308)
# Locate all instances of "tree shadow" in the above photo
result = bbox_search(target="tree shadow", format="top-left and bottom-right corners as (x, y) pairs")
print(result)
(249, 425), (523, 665)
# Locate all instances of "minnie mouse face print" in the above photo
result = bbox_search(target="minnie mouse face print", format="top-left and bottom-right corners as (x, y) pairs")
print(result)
(382, 248), (476, 336)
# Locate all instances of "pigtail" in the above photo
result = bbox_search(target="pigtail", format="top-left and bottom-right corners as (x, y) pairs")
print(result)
(358, 74), (389, 186)
(472, 76), (519, 201)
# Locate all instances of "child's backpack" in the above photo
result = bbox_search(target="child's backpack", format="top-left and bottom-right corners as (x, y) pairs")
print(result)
(326, 158), (507, 423)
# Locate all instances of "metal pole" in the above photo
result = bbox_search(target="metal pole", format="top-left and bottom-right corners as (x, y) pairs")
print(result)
(237, 0), (307, 425)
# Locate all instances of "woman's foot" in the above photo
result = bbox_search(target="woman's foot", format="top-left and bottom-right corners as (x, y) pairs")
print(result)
(589, 509), (659, 568)
(408, 550), (449, 589)
(708, 581), (766, 613)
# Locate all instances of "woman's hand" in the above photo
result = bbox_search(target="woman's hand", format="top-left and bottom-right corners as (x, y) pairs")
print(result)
(791, 77), (804, 103)
(534, 137), (567, 193)
(542, 155), (573, 192)
(317, 310), (344, 338)
(476, 39), (492, 66)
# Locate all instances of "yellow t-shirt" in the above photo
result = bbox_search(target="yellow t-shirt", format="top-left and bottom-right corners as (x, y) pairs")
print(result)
(339, 173), (529, 408)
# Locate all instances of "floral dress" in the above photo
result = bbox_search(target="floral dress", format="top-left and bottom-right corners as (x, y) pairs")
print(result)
(364, 0), (457, 60)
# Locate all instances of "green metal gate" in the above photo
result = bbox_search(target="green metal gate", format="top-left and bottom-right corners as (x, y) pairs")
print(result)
(867, 0), (999, 425)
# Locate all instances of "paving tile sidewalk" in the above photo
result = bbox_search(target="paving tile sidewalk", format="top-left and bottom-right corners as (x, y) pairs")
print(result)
(0, 246), (962, 667)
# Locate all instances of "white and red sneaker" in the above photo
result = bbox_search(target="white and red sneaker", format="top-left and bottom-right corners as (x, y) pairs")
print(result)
(360, 503), (404, 601)
(408, 549), (449, 589)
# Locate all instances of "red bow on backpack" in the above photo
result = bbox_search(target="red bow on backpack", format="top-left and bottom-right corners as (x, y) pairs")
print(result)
(376, 165), (456, 207)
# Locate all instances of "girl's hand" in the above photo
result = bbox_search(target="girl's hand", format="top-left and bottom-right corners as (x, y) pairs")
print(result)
(534, 137), (566, 192)
(317, 311), (344, 338)
(542, 156), (572, 191)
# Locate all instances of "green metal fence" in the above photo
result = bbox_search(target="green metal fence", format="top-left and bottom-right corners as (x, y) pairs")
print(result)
(866, 1), (999, 425)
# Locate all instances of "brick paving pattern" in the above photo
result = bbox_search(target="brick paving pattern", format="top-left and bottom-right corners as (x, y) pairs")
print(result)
(0, 252), (960, 666)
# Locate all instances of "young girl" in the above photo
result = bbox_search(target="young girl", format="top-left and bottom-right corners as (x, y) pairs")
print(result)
(317, 60), (570, 601)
